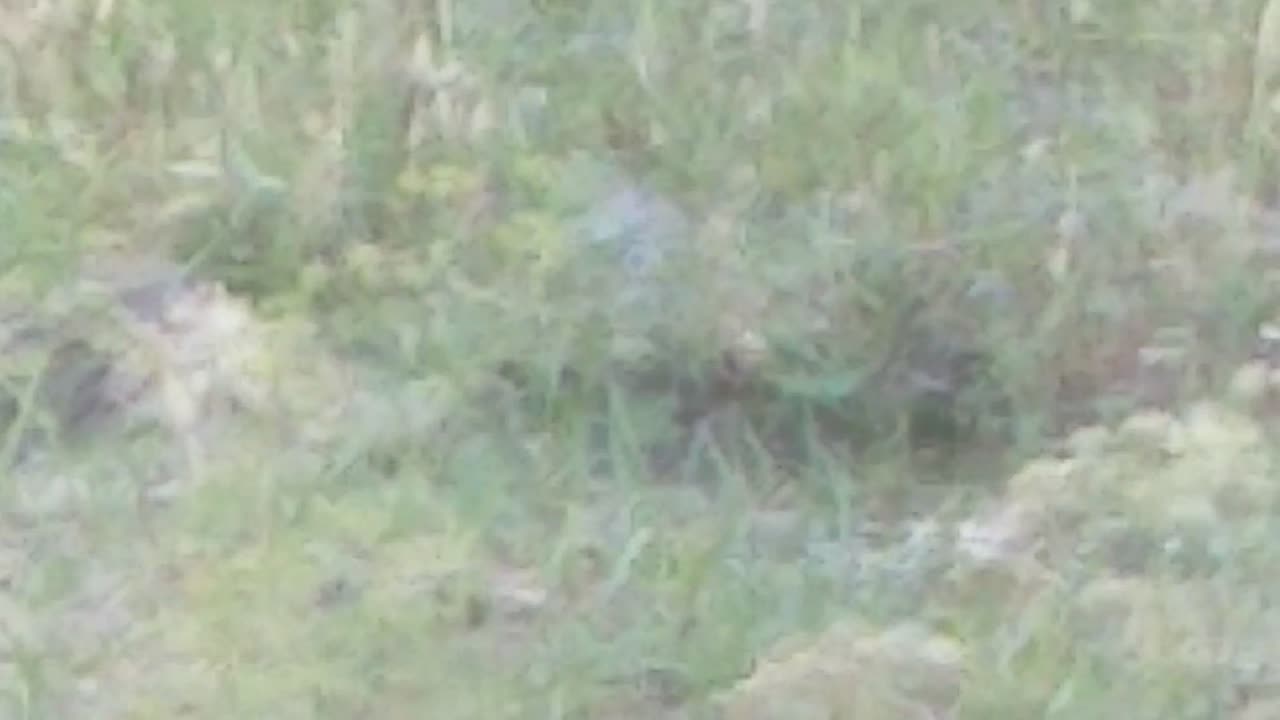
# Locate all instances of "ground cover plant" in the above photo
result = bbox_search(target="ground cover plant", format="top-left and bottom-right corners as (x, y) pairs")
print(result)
(4, 0), (1280, 717)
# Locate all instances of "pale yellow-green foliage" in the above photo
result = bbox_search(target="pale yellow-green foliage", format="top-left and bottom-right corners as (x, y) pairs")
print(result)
(1001, 400), (1274, 547)
(719, 387), (1280, 718)
(716, 619), (967, 720)
(1253, 0), (1280, 131)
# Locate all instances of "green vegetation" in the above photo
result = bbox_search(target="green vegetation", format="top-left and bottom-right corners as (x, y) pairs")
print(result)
(3, 0), (1280, 717)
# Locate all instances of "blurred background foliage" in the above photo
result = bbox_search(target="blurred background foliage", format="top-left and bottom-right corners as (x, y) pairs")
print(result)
(0, 0), (1276, 472)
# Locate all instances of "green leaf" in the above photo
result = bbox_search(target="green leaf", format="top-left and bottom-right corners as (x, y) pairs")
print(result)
(772, 369), (867, 402)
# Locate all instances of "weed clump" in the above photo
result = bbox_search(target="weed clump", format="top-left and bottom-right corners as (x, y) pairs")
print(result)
(0, 257), (356, 472)
(716, 619), (967, 720)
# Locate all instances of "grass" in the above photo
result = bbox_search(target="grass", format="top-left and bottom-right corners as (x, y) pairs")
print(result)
(3, 0), (1280, 717)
